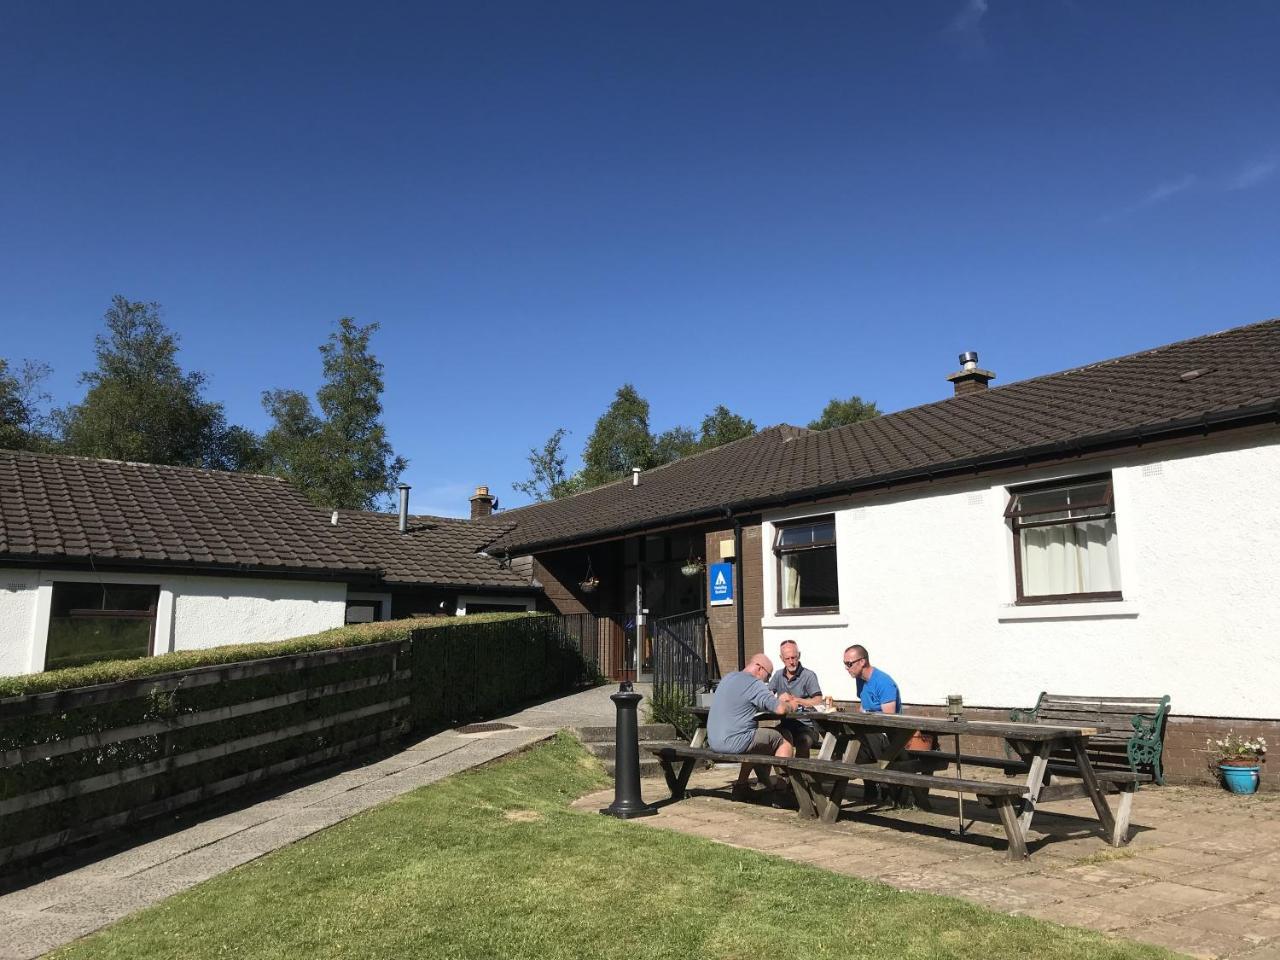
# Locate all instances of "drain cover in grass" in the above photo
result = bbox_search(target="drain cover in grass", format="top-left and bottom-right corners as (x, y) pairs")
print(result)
(457, 722), (517, 734)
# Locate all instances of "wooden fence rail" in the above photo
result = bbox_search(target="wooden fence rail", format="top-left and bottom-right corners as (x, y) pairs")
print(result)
(0, 639), (409, 869)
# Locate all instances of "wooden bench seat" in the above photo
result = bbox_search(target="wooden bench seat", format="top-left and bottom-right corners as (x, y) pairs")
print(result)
(906, 750), (1154, 785)
(647, 741), (796, 802)
(783, 756), (1031, 859)
(1010, 693), (1171, 784)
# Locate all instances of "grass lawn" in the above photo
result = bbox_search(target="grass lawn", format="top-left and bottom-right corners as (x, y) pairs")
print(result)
(52, 734), (1179, 960)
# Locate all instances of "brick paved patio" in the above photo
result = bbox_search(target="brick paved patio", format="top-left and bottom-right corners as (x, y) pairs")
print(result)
(576, 767), (1280, 960)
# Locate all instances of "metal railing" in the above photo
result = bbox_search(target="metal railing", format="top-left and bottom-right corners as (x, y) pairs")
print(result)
(651, 610), (710, 707)
(554, 612), (629, 681)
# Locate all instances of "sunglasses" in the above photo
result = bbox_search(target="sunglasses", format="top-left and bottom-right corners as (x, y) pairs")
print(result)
(843, 658), (864, 669)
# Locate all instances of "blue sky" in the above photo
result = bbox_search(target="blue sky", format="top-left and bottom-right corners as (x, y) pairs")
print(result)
(2, 1), (1277, 516)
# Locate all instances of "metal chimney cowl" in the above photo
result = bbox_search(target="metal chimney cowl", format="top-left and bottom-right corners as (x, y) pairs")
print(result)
(397, 484), (411, 534)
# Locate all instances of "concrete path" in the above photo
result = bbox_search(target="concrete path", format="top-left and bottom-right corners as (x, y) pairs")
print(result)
(0, 683), (638, 960)
(574, 766), (1280, 960)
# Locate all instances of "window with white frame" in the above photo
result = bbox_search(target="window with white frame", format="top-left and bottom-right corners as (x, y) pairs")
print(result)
(773, 515), (839, 613)
(1005, 475), (1121, 603)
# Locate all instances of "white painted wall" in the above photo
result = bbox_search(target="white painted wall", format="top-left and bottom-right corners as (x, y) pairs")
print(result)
(0, 570), (40, 677)
(0, 568), (347, 676)
(759, 433), (1280, 720)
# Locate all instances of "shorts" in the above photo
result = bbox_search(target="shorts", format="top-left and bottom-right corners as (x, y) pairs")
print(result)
(777, 718), (818, 750)
(746, 726), (785, 755)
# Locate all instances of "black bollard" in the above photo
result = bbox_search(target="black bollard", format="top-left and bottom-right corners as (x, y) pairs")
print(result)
(601, 681), (657, 819)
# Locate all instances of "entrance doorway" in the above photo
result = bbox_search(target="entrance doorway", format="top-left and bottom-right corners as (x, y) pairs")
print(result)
(623, 530), (706, 679)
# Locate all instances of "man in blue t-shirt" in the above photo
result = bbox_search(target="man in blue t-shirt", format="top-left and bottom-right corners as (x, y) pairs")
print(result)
(843, 643), (900, 714)
(843, 644), (901, 800)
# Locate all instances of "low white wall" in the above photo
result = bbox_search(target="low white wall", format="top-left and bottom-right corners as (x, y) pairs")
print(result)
(759, 432), (1280, 720)
(0, 568), (348, 676)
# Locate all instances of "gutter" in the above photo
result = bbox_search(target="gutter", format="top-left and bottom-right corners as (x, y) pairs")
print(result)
(502, 398), (1280, 554)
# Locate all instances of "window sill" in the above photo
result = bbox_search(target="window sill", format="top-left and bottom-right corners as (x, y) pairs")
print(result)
(997, 601), (1138, 622)
(762, 615), (849, 629)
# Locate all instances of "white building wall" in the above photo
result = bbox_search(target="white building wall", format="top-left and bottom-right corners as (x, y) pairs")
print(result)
(760, 433), (1280, 720)
(0, 568), (347, 676)
(167, 576), (347, 652)
(0, 570), (40, 677)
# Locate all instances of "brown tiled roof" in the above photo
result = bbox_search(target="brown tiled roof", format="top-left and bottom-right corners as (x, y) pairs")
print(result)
(0, 451), (380, 577)
(487, 318), (1280, 553)
(329, 510), (533, 589)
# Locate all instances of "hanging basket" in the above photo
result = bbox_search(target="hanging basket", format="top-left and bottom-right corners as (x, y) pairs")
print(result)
(579, 577), (600, 594)
(680, 562), (704, 578)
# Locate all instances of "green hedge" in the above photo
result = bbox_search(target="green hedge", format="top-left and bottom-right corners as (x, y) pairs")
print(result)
(410, 615), (597, 728)
(0, 611), (545, 699)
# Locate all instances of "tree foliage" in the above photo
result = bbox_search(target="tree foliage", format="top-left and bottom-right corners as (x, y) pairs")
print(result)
(652, 425), (699, 464)
(807, 394), (881, 431)
(261, 318), (406, 510)
(580, 384), (657, 488)
(0, 358), (53, 451)
(54, 296), (258, 468)
(517, 387), (759, 500)
(512, 427), (585, 503)
(697, 404), (756, 450)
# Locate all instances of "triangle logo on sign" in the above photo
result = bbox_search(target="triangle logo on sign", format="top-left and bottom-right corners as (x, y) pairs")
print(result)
(714, 571), (727, 589)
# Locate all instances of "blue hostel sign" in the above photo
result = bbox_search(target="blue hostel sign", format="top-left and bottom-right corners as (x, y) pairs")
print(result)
(709, 562), (734, 606)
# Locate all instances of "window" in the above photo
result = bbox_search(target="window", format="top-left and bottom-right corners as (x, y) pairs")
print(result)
(774, 516), (839, 613)
(1005, 475), (1122, 603)
(344, 603), (378, 624)
(45, 582), (160, 671)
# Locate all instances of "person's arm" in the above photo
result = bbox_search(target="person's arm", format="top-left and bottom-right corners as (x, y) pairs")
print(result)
(880, 679), (900, 714)
(795, 673), (824, 707)
(750, 680), (791, 715)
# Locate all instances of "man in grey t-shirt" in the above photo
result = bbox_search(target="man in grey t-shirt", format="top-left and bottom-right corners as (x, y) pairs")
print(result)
(769, 640), (824, 757)
(708, 653), (798, 799)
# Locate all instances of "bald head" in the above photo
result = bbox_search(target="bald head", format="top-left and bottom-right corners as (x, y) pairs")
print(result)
(747, 653), (774, 676)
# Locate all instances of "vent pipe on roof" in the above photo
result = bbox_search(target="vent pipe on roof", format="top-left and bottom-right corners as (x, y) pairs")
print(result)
(946, 351), (996, 396)
(397, 484), (411, 534)
(330, 510), (339, 526)
(632, 467), (640, 487)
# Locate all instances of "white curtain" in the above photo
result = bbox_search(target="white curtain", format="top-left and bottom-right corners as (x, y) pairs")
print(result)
(1020, 518), (1120, 596)
(782, 555), (802, 608)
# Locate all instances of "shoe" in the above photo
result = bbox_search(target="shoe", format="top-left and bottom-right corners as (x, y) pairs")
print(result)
(731, 783), (761, 802)
(767, 783), (798, 809)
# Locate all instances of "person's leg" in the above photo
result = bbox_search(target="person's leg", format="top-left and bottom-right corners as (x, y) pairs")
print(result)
(856, 732), (891, 801)
(748, 728), (786, 788)
(793, 726), (816, 759)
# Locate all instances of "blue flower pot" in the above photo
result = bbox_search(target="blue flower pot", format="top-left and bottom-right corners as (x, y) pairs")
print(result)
(1219, 763), (1261, 794)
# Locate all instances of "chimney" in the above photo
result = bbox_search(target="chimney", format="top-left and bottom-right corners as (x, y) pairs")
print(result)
(469, 485), (497, 519)
(397, 483), (411, 533)
(946, 350), (995, 396)
(632, 467), (640, 487)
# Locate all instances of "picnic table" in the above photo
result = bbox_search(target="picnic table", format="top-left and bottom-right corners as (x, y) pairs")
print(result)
(663, 706), (1144, 860)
